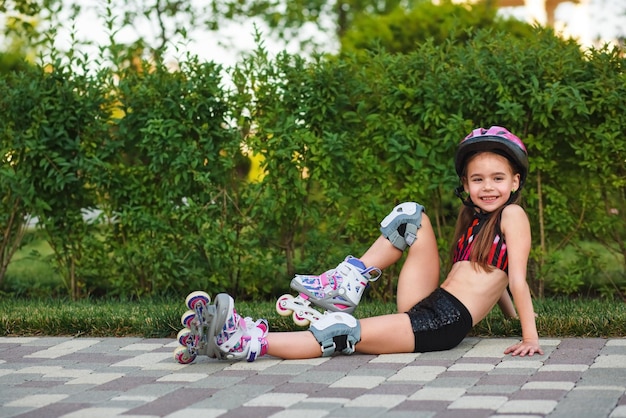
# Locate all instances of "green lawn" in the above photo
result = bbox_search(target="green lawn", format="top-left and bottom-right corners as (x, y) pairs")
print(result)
(1, 297), (624, 339)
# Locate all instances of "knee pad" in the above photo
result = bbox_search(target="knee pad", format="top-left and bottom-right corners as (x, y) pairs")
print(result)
(309, 312), (361, 356)
(380, 202), (424, 251)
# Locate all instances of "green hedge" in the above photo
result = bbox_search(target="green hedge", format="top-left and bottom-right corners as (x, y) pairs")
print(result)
(1, 27), (624, 300)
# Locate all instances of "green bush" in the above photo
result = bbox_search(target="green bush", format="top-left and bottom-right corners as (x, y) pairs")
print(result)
(2, 231), (64, 298)
(544, 242), (625, 298)
(1, 26), (624, 301)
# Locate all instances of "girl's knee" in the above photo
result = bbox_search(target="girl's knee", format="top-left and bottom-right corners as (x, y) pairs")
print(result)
(379, 202), (425, 251)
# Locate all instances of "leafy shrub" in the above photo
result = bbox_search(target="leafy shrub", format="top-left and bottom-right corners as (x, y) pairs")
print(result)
(1, 27), (625, 300)
(544, 242), (625, 298)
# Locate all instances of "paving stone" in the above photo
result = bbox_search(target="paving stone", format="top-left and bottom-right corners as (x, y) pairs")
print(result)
(227, 406), (284, 417)
(0, 337), (623, 417)
(423, 375), (482, 388)
(244, 392), (309, 407)
(497, 399), (558, 414)
(283, 370), (346, 384)
(312, 386), (367, 399)
(465, 384), (520, 394)
(611, 405), (626, 418)
(274, 381), (328, 394)
(387, 365), (447, 382)
(329, 375), (386, 389)
(124, 387), (215, 416)
(10, 402), (92, 418)
(163, 407), (227, 418)
(365, 383), (421, 396)
(447, 395), (509, 410)
(94, 375), (158, 390)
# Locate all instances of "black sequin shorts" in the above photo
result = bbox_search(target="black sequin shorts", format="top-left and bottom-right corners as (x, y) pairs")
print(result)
(405, 288), (473, 352)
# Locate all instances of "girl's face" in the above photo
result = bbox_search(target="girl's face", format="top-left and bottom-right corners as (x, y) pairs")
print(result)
(462, 152), (520, 213)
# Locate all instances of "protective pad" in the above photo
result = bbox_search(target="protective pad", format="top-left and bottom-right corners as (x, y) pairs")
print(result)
(379, 202), (424, 251)
(309, 312), (361, 356)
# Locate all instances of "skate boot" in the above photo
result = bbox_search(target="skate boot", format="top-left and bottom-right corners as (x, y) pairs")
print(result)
(215, 296), (269, 362)
(174, 291), (229, 364)
(276, 256), (381, 326)
(173, 291), (268, 364)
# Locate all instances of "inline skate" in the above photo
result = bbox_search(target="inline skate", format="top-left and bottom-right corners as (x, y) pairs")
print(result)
(276, 256), (381, 326)
(174, 291), (268, 364)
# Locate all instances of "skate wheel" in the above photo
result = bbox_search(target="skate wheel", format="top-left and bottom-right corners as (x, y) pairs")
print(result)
(293, 312), (310, 327)
(173, 345), (196, 364)
(177, 328), (193, 346)
(181, 310), (197, 328)
(276, 294), (294, 316)
(185, 291), (211, 310)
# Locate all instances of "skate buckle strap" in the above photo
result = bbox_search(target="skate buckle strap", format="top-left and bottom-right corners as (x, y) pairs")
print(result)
(319, 335), (357, 357)
(244, 332), (268, 362)
(217, 317), (269, 362)
(309, 312), (361, 357)
(338, 257), (381, 283)
(244, 318), (269, 362)
(218, 318), (248, 354)
(403, 223), (419, 246)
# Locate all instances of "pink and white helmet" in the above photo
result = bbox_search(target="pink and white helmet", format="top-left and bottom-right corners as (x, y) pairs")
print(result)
(455, 126), (529, 190)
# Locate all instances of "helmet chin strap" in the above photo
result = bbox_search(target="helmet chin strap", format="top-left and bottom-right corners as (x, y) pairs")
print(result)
(454, 185), (480, 211)
(504, 191), (519, 206)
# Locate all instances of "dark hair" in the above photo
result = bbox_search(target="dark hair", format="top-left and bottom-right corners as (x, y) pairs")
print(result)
(450, 152), (523, 272)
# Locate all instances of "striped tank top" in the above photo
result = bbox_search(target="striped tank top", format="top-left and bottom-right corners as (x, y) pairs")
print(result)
(453, 213), (508, 273)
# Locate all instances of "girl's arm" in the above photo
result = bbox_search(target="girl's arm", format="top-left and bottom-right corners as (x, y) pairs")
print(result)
(500, 205), (543, 357)
(497, 289), (518, 319)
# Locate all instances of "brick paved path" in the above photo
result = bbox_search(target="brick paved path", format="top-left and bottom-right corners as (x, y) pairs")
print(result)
(1, 336), (625, 417)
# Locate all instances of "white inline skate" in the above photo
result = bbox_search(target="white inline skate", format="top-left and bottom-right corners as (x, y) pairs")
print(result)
(173, 291), (268, 364)
(276, 256), (381, 326)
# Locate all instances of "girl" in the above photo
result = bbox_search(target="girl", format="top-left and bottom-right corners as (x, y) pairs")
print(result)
(174, 126), (543, 364)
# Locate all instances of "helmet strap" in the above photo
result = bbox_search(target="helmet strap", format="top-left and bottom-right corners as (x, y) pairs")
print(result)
(504, 190), (519, 206)
(454, 185), (478, 209)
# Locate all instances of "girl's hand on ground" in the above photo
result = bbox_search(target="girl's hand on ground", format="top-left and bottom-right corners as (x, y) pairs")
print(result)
(504, 340), (544, 357)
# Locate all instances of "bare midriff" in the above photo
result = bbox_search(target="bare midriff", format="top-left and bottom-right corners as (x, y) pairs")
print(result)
(440, 261), (509, 326)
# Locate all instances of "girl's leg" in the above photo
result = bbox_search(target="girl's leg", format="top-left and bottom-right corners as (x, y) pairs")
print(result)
(395, 213), (440, 312)
(359, 235), (404, 270)
(278, 204), (439, 331)
(265, 313), (415, 359)
(266, 331), (323, 359)
(360, 213), (440, 313)
(355, 314), (415, 354)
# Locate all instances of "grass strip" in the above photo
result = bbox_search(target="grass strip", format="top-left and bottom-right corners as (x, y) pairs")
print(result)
(1, 297), (624, 339)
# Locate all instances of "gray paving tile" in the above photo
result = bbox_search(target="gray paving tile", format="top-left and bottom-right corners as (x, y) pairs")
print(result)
(0, 337), (623, 417)
(124, 387), (211, 416)
(466, 384), (521, 394)
(290, 370), (349, 384)
(274, 381), (328, 394)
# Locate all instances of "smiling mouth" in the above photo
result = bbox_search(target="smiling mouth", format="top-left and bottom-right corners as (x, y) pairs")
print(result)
(481, 196), (498, 202)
